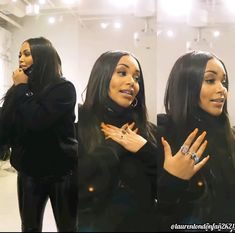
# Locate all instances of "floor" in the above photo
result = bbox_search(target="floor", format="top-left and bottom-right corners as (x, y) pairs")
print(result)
(0, 160), (57, 232)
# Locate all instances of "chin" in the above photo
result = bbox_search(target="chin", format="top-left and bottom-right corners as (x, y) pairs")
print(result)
(117, 101), (131, 108)
(210, 110), (223, 117)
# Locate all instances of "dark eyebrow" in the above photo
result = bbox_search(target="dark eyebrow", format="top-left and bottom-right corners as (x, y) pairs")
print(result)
(117, 63), (129, 68)
(204, 70), (227, 79)
(117, 63), (140, 73)
(204, 70), (217, 74)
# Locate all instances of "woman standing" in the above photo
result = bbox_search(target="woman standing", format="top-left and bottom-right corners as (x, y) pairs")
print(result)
(0, 37), (78, 232)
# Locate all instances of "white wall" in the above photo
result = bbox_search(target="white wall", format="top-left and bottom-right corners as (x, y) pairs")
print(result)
(156, 25), (235, 125)
(7, 16), (235, 125)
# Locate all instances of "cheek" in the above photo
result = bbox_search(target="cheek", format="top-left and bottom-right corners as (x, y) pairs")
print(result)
(108, 81), (118, 98)
(134, 83), (140, 96)
(26, 58), (33, 66)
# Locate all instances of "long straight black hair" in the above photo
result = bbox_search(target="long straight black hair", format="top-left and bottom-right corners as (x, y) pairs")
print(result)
(164, 50), (229, 127)
(164, 50), (235, 166)
(78, 50), (156, 154)
(25, 37), (62, 94)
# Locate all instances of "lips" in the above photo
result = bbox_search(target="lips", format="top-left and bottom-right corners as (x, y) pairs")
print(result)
(19, 65), (27, 70)
(120, 89), (134, 96)
(210, 98), (225, 103)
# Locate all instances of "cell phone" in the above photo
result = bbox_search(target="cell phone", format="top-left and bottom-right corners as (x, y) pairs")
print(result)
(23, 65), (34, 77)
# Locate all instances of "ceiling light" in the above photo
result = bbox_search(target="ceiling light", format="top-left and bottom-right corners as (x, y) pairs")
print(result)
(26, 4), (40, 16)
(213, 31), (220, 38)
(100, 23), (109, 29)
(114, 22), (122, 29)
(109, 0), (136, 8)
(62, 0), (76, 4)
(48, 16), (55, 24)
(159, 0), (192, 16)
(48, 17), (56, 24)
(167, 30), (174, 37)
(225, 0), (235, 12)
(39, 0), (46, 4)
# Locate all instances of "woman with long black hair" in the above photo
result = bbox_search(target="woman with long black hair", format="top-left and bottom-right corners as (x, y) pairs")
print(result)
(77, 50), (209, 232)
(157, 51), (235, 230)
(0, 37), (78, 232)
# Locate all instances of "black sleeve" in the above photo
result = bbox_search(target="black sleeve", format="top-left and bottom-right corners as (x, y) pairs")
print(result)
(154, 122), (189, 230)
(13, 81), (76, 131)
(78, 139), (124, 210)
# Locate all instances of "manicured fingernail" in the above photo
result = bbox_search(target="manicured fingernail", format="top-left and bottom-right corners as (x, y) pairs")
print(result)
(193, 128), (198, 134)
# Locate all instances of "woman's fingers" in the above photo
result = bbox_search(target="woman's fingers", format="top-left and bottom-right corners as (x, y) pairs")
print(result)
(194, 155), (210, 173)
(189, 131), (207, 157)
(128, 122), (135, 130)
(180, 128), (198, 153)
(161, 137), (172, 160)
(121, 123), (129, 130)
(194, 140), (208, 159)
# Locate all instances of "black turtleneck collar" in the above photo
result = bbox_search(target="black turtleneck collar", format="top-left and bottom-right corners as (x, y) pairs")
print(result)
(102, 96), (135, 126)
(192, 107), (226, 127)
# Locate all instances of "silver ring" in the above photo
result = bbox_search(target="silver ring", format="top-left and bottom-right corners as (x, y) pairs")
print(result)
(180, 145), (189, 155)
(187, 151), (200, 163)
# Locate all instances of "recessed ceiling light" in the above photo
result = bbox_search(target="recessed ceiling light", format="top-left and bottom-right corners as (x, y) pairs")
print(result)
(48, 16), (56, 24)
(100, 23), (109, 29)
(114, 22), (122, 29)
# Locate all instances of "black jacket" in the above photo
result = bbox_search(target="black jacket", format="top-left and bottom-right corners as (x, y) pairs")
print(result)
(77, 100), (188, 232)
(157, 111), (235, 230)
(0, 78), (78, 177)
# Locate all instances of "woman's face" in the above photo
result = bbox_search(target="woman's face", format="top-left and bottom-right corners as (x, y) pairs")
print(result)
(19, 42), (33, 70)
(109, 55), (140, 108)
(199, 58), (228, 116)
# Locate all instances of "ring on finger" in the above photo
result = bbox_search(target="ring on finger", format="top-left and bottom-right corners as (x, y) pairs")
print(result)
(187, 151), (200, 164)
(180, 145), (189, 155)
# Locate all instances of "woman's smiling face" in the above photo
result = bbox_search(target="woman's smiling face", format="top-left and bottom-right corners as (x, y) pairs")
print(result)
(199, 58), (228, 116)
(108, 55), (140, 108)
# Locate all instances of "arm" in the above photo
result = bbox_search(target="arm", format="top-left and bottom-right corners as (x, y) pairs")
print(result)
(14, 81), (76, 131)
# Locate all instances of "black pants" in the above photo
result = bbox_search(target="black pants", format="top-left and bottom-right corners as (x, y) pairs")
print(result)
(17, 172), (78, 232)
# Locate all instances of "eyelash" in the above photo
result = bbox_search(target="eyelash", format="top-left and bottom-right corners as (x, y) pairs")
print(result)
(205, 79), (227, 87)
(18, 52), (31, 58)
(117, 71), (140, 82)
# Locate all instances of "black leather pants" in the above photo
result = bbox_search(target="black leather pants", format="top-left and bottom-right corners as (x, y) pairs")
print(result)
(17, 172), (78, 232)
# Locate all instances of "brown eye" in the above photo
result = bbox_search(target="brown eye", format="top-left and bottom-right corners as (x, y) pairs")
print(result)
(205, 79), (215, 84)
(117, 71), (127, 77)
(24, 51), (31, 57)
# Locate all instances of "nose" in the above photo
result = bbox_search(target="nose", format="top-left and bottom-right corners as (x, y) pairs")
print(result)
(19, 55), (24, 63)
(216, 81), (227, 95)
(126, 75), (135, 86)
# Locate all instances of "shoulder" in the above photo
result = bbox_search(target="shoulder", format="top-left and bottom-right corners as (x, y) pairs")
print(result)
(156, 113), (172, 137)
(44, 77), (76, 96)
(54, 77), (76, 89)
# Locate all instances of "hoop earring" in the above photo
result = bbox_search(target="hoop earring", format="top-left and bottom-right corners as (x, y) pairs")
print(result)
(131, 97), (138, 108)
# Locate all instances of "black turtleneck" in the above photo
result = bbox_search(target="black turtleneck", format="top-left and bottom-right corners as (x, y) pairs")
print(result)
(101, 96), (136, 127)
